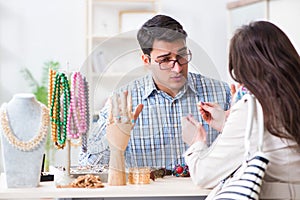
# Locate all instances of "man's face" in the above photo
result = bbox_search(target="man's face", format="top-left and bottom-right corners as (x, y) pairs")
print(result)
(143, 39), (189, 97)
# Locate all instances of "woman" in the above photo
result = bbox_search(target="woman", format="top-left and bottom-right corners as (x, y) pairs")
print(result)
(183, 21), (300, 199)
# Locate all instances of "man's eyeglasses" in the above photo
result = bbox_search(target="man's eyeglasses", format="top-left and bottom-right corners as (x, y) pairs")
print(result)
(148, 49), (192, 70)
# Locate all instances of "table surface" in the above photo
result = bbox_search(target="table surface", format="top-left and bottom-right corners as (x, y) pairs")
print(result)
(0, 174), (211, 199)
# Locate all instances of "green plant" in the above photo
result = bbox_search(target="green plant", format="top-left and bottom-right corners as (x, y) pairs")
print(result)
(21, 61), (60, 171)
(21, 61), (60, 105)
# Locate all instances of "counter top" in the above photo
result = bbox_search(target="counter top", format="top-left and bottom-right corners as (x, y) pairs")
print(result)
(0, 174), (211, 199)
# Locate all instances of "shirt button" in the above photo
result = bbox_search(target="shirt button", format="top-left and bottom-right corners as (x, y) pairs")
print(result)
(174, 124), (178, 128)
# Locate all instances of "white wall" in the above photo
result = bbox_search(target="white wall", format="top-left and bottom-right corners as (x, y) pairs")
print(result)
(160, 0), (230, 82)
(0, 0), (86, 172)
(269, 0), (300, 53)
(0, 0), (86, 104)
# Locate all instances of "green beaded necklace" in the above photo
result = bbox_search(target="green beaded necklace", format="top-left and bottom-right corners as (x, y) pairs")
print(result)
(50, 72), (70, 149)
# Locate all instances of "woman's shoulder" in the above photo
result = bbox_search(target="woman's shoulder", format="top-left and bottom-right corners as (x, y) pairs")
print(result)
(230, 94), (249, 113)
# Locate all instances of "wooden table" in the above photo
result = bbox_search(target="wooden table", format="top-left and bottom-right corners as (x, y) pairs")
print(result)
(0, 174), (210, 200)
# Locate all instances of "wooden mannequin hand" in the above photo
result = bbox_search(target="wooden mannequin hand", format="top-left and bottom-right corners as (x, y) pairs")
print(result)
(106, 91), (143, 151)
(105, 91), (143, 186)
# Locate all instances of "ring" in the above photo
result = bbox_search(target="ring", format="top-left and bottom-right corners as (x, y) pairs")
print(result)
(131, 119), (136, 124)
(114, 116), (121, 121)
(121, 116), (129, 123)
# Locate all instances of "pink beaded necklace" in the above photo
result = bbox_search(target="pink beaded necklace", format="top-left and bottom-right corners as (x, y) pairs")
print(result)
(67, 72), (88, 139)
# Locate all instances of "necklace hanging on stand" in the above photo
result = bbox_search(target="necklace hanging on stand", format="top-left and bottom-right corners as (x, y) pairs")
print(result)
(49, 72), (70, 149)
(68, 115), (82, 147)
(67, 72), (89, 152)
(67, 72), (87, 139)
(0, 103), (50, 152)
(81, 77), (89, 153)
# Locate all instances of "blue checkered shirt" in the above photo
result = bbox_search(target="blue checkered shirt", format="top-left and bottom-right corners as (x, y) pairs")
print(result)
(79, 72), (230, 170)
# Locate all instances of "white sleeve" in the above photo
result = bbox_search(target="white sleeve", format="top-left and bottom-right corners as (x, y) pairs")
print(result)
(184, 99), (248, 189)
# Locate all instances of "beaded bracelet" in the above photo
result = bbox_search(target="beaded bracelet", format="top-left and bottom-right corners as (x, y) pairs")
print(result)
(172, 164), (190, 177)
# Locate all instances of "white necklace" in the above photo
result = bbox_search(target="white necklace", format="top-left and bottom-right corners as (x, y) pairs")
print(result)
(0, 103), (50, 152)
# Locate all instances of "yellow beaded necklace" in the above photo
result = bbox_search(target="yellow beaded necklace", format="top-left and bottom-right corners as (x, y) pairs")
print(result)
(0, 103), (50, 152)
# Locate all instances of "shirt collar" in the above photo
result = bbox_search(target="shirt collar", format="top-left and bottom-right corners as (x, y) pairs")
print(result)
(143, 74), (158, 100)
(186, 72), (200, 95)
(142, 72), (199, 100)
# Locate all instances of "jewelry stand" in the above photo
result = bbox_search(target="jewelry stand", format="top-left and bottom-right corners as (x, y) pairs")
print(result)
(65, 69), (89, 178)
(67, 140), (71, 176)
(49, 67), (72, 184)
(0, 93), (49, 188)
(49, 66), (88, 185)
(65, 65), (71, 177)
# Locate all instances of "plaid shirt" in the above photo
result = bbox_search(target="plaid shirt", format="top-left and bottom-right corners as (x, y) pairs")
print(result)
(79, 72), (230, 170)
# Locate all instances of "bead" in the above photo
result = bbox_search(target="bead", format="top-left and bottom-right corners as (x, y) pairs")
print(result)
(176, 166), (183, 174)
(172, 164), (190, 177)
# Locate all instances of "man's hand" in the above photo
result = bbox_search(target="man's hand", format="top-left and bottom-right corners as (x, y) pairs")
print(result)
(182, 114), (207, 146)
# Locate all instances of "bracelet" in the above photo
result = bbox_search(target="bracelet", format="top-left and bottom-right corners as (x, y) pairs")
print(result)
(172, 164), (190, 177)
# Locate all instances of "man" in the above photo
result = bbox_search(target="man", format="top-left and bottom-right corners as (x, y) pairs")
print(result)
(79, 15), (230, 171)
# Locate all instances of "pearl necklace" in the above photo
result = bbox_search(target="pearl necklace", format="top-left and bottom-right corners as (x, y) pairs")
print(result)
(0, 103), (49, 152)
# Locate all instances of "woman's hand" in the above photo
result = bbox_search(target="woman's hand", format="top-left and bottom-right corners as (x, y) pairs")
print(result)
(196, 83), (242, 132)
(197, 102), (226, 132)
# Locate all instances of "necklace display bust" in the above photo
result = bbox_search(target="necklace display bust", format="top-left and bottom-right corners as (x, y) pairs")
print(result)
(0, 93), (49, 188)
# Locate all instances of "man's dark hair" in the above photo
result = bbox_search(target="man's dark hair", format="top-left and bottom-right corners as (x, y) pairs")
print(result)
(137, 15), (188, 55)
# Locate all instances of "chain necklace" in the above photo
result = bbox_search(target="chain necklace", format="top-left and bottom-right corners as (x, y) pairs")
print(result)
(0, 103), (49, 152)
